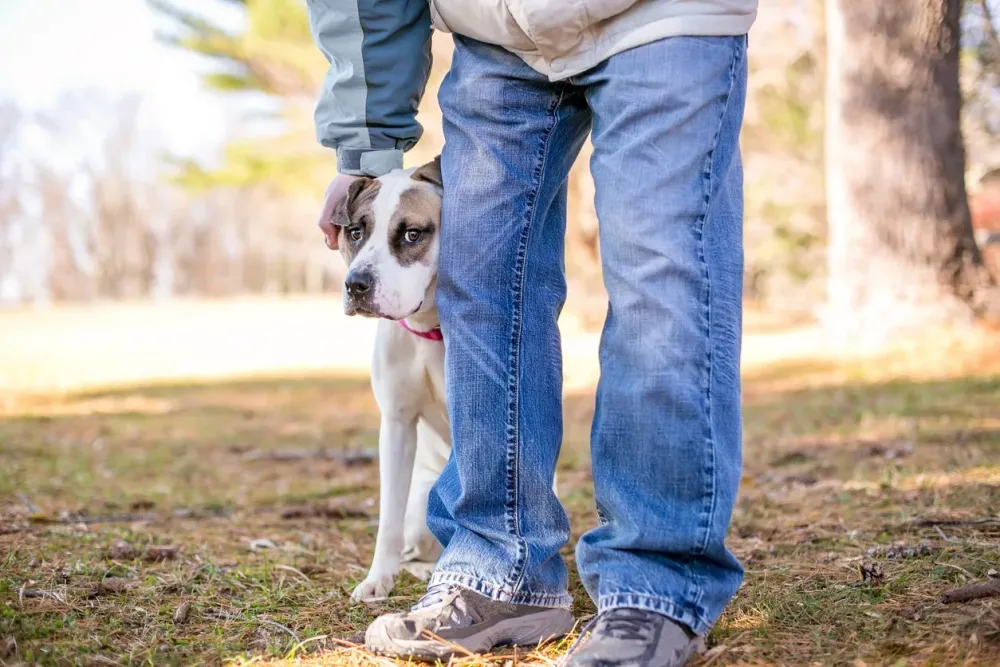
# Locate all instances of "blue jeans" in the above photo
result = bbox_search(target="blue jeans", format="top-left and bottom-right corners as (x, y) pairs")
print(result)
(426, 34), (748, 636)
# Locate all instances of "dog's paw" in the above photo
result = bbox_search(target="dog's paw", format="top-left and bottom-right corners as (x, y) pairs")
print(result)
(401, 560), (436, 582)
(351, 573), (396, 602)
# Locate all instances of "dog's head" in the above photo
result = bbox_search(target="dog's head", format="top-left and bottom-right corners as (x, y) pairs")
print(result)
(331, 156), (443, 320)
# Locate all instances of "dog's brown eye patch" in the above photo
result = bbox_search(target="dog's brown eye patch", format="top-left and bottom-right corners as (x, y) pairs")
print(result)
(389, 187), (440, 267)
(389, 220), (434, 267)
(338, 184), (379, 264)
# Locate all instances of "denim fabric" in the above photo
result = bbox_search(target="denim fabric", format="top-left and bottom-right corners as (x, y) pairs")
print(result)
(427, 33), (748, 636)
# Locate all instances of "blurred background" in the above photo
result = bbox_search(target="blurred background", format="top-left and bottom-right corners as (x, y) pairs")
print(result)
(3, 2), (1000, 665)
(0, 0), (996, 318)
(0, 0), (1000, 334)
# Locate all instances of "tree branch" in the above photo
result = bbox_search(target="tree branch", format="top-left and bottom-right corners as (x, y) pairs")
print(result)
(981, 0), (1000, 61)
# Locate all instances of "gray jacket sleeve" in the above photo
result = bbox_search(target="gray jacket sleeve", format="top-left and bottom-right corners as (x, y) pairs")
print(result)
(306, 0), (432, 176)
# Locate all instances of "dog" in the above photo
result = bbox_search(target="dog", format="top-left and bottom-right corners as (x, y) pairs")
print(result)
(331, 156), (558, 602)
(330, 156), (451, 602)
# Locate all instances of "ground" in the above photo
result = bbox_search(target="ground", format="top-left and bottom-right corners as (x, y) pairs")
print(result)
(2, 298), (1000, 666)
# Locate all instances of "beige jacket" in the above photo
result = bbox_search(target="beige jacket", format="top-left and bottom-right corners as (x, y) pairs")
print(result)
(430, 0), (757, 80)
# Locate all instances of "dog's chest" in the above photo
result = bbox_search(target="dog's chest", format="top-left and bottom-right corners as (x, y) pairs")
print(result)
(411, 343), (447, 428)
(372, 320), (447, 421)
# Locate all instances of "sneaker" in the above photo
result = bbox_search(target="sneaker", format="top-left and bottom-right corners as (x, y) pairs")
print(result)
(562, 608), (704, 667)
(364, 582), (575, 659)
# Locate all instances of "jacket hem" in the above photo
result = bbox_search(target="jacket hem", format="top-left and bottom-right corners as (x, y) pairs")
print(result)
(514, 13), (757, 81)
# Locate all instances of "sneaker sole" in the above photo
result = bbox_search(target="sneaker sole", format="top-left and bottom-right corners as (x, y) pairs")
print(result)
(558, 631), (707, 667)
(366, 607), (574, 660)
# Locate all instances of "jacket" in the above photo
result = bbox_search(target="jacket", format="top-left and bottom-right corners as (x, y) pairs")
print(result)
(305, 0), (758, 176)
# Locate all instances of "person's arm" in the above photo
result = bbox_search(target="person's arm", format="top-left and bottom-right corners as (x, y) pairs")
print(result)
(306, 0), (433, 177)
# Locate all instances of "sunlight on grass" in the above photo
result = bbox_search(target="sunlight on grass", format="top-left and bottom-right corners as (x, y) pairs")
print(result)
(2, 300), (999, 665)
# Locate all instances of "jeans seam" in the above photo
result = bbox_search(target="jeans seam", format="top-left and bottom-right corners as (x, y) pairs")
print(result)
(503, 83), (567, 594)
(598, 592), (712, 636)
(694, 38), (743, 558)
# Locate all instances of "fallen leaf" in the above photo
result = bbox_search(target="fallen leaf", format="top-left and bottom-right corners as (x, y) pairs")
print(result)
(91, 577), (131, 597)
(249, 538), (276, 552)
(0, 522), (28, 535)
(108, 540), (137, 560)
(0, 637), (16, 659)
(143, 545), (179, 561)
(173, 601), (191, 624)
(858, 561), (885, 586)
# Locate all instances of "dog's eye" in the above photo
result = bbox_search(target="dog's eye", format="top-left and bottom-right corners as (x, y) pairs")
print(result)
(348, 227), (364, 242)
(404, 229), (423, 244)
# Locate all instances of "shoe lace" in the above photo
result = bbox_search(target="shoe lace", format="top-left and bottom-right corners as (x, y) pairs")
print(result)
(410, 582), (461, 613)
(594, 608), (659, 642)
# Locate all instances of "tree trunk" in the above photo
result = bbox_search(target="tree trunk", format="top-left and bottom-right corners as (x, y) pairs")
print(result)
(825, 0), (1000, 345)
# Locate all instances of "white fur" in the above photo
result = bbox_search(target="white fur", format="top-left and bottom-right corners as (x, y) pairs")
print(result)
(351, 317), (451, 601)
(344, 166), (556, 602)
(346, 168), (450, 602)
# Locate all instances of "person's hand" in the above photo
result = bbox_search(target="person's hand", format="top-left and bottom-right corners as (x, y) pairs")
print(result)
(318, 173), (360, 250)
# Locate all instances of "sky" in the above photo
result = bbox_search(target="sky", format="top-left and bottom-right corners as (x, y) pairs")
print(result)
(0, 0), (243, 161)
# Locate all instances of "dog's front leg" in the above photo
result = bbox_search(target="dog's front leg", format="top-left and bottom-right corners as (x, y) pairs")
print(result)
(351, 411), (417, 602)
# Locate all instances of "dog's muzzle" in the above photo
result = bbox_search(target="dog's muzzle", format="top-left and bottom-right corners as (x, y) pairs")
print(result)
(344, 268), (377, 316)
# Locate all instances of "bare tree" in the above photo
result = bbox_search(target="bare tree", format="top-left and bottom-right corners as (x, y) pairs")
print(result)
(0, 101), (22, 301)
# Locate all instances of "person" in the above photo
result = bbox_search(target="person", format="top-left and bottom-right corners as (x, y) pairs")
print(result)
(305, 1), (756, 664)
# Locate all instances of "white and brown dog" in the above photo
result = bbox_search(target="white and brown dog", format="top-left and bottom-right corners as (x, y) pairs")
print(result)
(330, 157), (450, 602)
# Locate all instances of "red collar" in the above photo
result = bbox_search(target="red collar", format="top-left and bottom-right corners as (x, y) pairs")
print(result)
(399, 319), (444, 341)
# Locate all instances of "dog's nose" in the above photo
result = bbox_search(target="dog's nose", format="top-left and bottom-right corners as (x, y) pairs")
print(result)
(345, 270), (374, 295)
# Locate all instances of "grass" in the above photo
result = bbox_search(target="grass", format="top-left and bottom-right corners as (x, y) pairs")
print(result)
(2, 299), (1000, 665)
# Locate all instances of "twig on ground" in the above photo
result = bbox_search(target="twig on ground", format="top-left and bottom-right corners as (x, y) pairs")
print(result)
(935, 561), (978, 581)
(243, 447), (377, 466)
(934, 526), (961, 544)
(700, 644), (730, 667)
(257, 618), (301, 645)
(279, 505), (369, 520)
(31, 508), (231, 525)
(329, 637), (363, 648)
(933, 525), (998, 549)
(286, 634), (328, 659)
(941, 579), (1000, 604)
(203, 607), (242, 621)
(914, 517), (1000, 528)
(19, 589), (56, 600)
(273, 564), (311, 582)
(418, 629), (474, 657)
(18, 585), (81, 612)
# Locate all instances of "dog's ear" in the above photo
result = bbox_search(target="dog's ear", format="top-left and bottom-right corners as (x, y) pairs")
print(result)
(327, 177), (371, 250)
(411, 155), (442, 188)
(332, 177), (371, 228)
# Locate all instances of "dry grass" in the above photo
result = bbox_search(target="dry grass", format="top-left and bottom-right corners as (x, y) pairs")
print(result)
(2, 298), (1000, 666)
